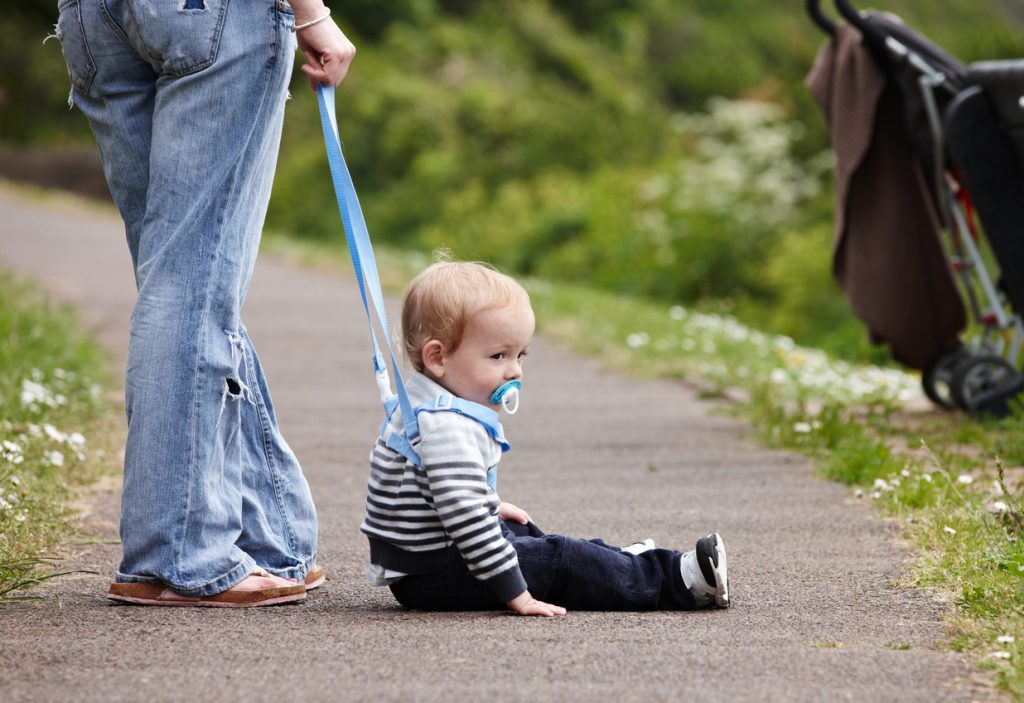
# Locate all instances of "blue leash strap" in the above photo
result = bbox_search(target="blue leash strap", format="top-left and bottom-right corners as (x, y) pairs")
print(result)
(315, 84), (421, 451)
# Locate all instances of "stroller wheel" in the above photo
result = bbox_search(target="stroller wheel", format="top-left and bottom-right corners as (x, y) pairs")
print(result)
(950, 354), (1022, 416)
(922, 346), (972, 410)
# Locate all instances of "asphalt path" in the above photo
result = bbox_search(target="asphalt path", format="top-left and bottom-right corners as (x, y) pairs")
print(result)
(0, 183), (996, 701)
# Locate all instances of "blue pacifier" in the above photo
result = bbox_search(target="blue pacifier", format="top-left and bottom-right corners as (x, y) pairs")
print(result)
(489, 379), (522, 414)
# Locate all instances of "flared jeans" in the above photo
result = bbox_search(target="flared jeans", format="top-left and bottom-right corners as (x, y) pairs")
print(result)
(56, 0), (317, 595)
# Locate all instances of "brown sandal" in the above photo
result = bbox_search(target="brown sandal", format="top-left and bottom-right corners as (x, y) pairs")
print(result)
(107, 569), (306, 607)
(304, 564), (325, 591)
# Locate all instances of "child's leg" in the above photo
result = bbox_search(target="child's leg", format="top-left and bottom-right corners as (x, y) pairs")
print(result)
(388, 523), (727, 612)
(385, 522), (638, 611)
(508, 527), (699, 611)
(504, 520), (652, 555)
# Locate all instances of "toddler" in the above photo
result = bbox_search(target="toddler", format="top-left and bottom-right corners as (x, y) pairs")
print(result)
(360, 261), (730, 615)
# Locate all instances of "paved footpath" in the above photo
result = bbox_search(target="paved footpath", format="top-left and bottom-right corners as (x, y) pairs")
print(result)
(0, 183), (996, 702)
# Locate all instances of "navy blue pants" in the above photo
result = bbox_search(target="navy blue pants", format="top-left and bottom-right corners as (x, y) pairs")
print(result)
(390, 521), (698, 611)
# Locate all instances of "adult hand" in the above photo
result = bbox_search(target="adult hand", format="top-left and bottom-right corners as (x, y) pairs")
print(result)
(498, 501), (531, 525)
(507, 590), (566, 617)
(292, 3), (356, 89)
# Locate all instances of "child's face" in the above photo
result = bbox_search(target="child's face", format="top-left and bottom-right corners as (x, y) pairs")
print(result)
(430, 298), (535, 409)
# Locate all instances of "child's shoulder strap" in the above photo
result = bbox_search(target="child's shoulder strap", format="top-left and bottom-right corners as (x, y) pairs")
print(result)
(415, 394), (511, 453)
(380, 393), (511, 468)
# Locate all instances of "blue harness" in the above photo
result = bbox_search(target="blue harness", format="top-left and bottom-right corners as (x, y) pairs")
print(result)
(316, 85), (508, 469)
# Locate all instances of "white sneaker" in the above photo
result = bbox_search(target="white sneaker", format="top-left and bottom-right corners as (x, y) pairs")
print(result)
(621, 538), (656, 555)
(679, 533), (730, 608)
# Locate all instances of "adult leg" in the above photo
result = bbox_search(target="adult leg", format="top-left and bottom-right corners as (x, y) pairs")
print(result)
(61, 0), (314, 596)
(233, 325), (318, 580)
(55, 0), (154, 269)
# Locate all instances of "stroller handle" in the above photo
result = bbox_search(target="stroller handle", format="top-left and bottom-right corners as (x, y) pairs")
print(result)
(833, 0), (887, 47)
(806, 0), (836, 35)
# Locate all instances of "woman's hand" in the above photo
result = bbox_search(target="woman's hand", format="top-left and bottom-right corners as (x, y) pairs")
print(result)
(291, 2), (356, 88)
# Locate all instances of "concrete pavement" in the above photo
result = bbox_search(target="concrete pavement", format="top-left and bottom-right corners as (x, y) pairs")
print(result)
(0, 183), (994, 702)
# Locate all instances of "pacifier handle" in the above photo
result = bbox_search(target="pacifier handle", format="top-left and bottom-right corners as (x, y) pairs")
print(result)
(490, 380), (522, 415)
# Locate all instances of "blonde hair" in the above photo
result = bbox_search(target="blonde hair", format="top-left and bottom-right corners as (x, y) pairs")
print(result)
(401, 261), (530, 372)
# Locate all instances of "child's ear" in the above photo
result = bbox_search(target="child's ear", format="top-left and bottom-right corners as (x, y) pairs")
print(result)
(421, 339), (446, 378)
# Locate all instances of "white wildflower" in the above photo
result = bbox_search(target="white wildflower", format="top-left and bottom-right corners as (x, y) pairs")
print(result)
(1, 441), (24, 465)
(45, 451), (64, 467)
(991, 651), (1012, 660)
(922, 474), (933, 483)
(793, 422), (812, 434)
(998, 635), (1015, 644)
(669, 306), (686, 321)
(43, 424), (67, 443)
(873, 478), (890, 491)
(626, 332), (650, 349)
(21, 379), (57, 409)
(67, 432), (85, 447)
(943, 526), (957, 535)
(775, 336), (796, 352)
(992, 501), (1009, 513)
(957, 474), (974, 485)
(900, 468), (911, 478)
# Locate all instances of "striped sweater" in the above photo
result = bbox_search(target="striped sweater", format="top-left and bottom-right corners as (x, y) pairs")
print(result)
(360, 372), (528, 603)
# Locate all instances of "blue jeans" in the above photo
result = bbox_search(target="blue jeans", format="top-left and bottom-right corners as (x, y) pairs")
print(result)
(55, 0), (317, 595)
(389, 521), (699, 611)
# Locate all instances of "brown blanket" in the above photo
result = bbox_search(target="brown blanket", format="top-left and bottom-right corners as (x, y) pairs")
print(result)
(806, 21), (964, 370)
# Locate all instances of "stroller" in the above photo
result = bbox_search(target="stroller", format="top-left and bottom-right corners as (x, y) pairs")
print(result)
(806, 0), (1024, 418)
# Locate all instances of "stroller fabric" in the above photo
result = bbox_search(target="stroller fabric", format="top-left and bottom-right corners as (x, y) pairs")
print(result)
(946, 85), (1024, 315)
(807, 21), (965, 370)
(967, 60), (1024, 169)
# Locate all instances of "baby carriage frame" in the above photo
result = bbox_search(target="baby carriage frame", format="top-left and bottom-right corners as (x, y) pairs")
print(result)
(807, 0), (1024, 418)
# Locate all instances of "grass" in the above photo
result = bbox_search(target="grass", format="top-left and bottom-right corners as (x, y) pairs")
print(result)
(0, 271), (118, 601)
(264, 231), (1024, 697)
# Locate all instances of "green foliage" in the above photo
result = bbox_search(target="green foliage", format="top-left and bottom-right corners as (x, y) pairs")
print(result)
(6, 0), (1024, 363)
(0, 4), (92, 143)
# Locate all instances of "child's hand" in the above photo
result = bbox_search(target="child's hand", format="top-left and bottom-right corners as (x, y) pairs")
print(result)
(499, 501), (531, 525)
(507, 590), (566, 617)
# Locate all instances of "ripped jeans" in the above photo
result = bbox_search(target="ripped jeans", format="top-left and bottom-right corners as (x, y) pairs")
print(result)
(55, 0), (318, 595)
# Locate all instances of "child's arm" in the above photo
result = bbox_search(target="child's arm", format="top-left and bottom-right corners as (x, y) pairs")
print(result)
(507, 591), (566, 617)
